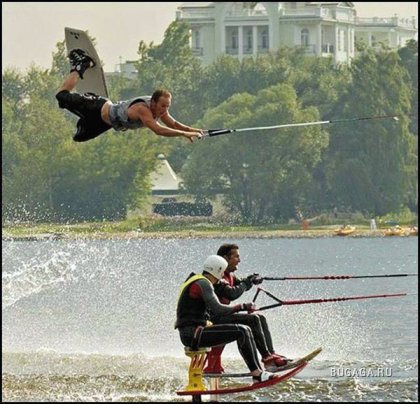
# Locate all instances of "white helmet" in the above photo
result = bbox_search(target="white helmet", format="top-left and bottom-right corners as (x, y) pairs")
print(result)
(203, 255), (228, 280)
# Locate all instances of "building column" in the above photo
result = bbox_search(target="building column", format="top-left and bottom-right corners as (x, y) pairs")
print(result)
(316, 24), (322, 55)
(252, 25), (258, 57)
(270, 16), (277, 50)
(334, 25), (339, 64)
(347, 26), (351, 56)
(368, 32), (372, 47)
(221, 26), (225, 54)
(388, 29), (395, 47)
(238, 25), (243, 60)
(214, 11), (225, 56)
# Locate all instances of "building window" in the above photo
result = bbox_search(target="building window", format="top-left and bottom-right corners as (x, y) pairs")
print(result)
(226, 27), (239, 54)
(194, 30), (200, 49)
(245, 28), (253, 52)
(301, 28), (309, 47)
(232, 30), (238, 49)
(261, 28), (268, 49)
(371, 35), (377, 47)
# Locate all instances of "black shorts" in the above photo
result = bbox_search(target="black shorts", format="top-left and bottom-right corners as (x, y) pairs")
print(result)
(56, 90), (112, 142)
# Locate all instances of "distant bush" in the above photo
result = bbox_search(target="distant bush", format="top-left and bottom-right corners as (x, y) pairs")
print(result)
(378, 207), (418, 226)
(310, 211), (367, 226)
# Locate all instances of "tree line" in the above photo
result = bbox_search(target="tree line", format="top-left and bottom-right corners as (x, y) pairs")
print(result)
(2, 21), (418, 224)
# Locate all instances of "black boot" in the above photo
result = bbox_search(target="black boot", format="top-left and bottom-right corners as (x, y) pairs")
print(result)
(68, 48), (96, 79)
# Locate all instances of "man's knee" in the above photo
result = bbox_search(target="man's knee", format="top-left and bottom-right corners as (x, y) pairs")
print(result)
(256, 314), (267, 323)
(56, 90), (70, 109)
(258, 315), (270, 332)
(248, 314), (263, 327)
(56, 90), (84, 116)
(73, 119), (90, 142)
(238, 324), (252, 335)
(73, 118), (110, 142)
(73, 134), (87, 142)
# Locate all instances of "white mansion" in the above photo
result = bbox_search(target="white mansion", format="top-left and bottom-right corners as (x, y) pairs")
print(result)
(175, 2), (417, 65)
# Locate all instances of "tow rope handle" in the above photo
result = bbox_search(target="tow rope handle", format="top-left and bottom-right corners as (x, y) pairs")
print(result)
(252, 287), (409, 311)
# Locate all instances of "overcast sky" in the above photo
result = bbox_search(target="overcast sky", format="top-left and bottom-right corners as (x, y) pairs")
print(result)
(2, 2), (418, 72)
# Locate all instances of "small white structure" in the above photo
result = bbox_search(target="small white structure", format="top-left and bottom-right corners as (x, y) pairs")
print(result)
(176, 2), (417, 65)
(370, 218), (377, 230)
(150, 154), (182, 197)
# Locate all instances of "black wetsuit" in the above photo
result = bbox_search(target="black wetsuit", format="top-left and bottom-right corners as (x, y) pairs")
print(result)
(175, 273), (263, 372)
(211, 271), (275, 358)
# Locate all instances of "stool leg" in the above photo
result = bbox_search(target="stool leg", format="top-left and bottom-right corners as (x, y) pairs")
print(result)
(192, 394), (202, 403)
(185, 351), (207, 392)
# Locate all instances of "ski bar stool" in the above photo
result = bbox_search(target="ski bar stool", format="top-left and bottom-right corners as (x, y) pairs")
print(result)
(204, 344), (225, 374)
(184, 346), (211, 391)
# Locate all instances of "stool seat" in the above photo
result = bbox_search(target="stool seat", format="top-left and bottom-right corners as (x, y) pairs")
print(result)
(184, 346), (211, 354)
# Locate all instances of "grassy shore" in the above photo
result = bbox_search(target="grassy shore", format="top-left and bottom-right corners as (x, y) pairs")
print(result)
(2, 217), (416, 240)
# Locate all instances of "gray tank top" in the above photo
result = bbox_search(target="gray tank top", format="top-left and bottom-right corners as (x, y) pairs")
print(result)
(108, 96), (154, 131)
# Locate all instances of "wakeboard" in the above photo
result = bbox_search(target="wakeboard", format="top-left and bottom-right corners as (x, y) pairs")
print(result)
(64, 27), (108, 97)
(176, 361), (307, 396)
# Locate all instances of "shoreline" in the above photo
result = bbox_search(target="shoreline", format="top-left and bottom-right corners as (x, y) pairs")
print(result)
(2, 228), (416, 241)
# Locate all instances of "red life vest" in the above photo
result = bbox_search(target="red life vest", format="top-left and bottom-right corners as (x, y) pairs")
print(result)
(219, 271), (235, 304)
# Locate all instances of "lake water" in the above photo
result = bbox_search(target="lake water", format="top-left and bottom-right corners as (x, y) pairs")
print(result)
(2, 237), (418, 401)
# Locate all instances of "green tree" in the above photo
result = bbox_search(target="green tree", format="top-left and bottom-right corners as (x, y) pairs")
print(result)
(2, 94), (75, 221)
(2, 51), (167, 222)
(397, 40), (418, 213)
(50, 130), (162, 221)
(325, 49), (416, 215)
(398, 40), (418, 140)
(2, 68), (26, 115)
(182, 83), (328, 223)
(50, 40), (69, 78)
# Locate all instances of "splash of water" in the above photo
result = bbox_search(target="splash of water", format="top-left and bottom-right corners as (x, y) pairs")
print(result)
(2, 240), (114, 309)
(2, 250), (77, 308)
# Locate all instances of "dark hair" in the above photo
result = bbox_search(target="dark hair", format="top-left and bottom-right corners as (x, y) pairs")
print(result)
(217, 243), (239, 259)
(151, 89), (172, 103)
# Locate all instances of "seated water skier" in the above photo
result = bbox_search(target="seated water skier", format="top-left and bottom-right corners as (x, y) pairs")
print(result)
(56, 49), (204, 143)
(210, 244), (292, 371)
(175, 255), (276, 383)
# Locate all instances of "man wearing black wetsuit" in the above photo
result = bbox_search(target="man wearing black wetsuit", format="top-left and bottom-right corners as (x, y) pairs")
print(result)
(175, 255), (275, 383)
(211, 243), (291, 371)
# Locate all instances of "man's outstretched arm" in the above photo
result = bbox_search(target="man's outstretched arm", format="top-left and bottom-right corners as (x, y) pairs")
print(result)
(160, 112), (204, 134)
(138, 107), (201, 143)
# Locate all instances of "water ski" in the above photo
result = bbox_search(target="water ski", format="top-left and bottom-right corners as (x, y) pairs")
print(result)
(204, 346), (322, 378)
(176, 361), (307, 397)
(64, 27), (108, 97)
(273, 346), (322, 372)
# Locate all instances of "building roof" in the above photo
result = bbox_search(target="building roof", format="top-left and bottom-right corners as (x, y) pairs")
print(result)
(307, 2), (354, 7)
(179, 2), (214, 8)
(179, 1), (355, 6)
(150, 154), (181, 192)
